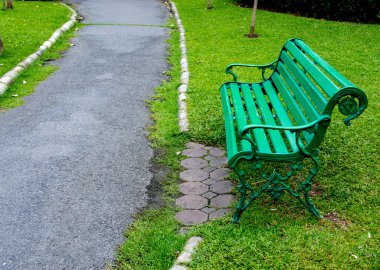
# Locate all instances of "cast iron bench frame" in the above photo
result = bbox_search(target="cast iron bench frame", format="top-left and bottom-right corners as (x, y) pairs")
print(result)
(219, 38), (368, 223)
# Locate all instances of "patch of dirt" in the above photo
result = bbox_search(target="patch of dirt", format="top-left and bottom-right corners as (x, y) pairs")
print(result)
(310, 185), (323, 197)
(324, 212), (350, 229)
(146, 148), (171, 209)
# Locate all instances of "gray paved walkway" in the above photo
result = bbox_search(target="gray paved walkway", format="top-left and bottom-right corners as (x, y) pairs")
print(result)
(0, 0), (168, 269)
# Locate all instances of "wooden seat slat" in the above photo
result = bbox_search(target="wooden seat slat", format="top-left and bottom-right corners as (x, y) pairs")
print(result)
(285, 42), (339, 97)
(272, 72), (312, 143)
(230, 83), (252, 153)
(263, 80), (299, 152)
(277, 60), (320, 121)
(252, 82), (289, 154)
(220, 84), (239, 160)
(294, 39), (355, 89)
(241, 84), (272, 153)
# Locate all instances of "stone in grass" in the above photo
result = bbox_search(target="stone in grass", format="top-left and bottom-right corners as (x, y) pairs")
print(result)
(179, 182), (208, 195)
(185, 142), (205, 149)
(202, 166), (217, 173)
(178, 227), (190, 235)
(201, 207), (216, 214)
(210, 157), (228, 167)
(210, 194), (234, 208)
(176, 210), (208, 225)
(210, 168), (230, 181)
(182, 148), (207, 158)
(202, 178), (217, 185)
(204, 155), (215, 161)
(170, 265), (187, 270)
(180, 169), (209, 182)
(176, 195), (208, 209)
(181, 158), (208, 169)
(209, 208), (230, 220)
(209, 147), (226, 157)
(210, 180), (233, 194)
(202, 191), (217, 200)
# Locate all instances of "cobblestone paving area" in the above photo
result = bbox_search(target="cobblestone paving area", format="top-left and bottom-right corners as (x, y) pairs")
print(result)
(175, 142), (234, 226)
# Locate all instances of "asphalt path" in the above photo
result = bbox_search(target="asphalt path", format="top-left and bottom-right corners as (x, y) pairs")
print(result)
(0, 0), (168, 269)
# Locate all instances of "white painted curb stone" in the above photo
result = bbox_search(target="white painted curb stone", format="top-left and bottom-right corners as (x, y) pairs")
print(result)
(0, 3), (78, 96)
(169, 1), (189, 132)
(170, 236), (203, 270)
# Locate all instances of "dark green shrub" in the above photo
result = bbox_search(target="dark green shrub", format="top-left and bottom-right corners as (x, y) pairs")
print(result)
(233, 0), (380, 23)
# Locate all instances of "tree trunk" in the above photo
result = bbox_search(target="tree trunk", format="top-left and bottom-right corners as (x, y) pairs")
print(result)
(6, 0), (12, 9)
(2, 0), (6, 10)
(0, 36), (4, 56)
(207, 0), (212, 9)
(247, 0), (259, 38)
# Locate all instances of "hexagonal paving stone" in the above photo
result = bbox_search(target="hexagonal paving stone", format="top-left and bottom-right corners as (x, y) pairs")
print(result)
(202, 191), (217, 199)
(180, 169), (209, 182)
(210, 168), (230, 181)
(204, 155), (215, 161)
(210, 157), (228, 167)
(176, 210), (208, 225)
(202, 178), (216, 185)
(210, 194), (234, 208)
(182, 148), (207, 158)
(209, 208), (230, 220)
(181, 158), (208, 169)
(210, 180), (233, 194)
(179, 182), (208, 195)
(185, 142), (204, 149)
(202, 166), (216, 173)
(209, 147), (226, 157)
(176, 195), (208, 209)
(201, 207), (216, 214)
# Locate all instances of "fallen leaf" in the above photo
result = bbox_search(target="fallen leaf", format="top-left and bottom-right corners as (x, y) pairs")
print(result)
(350, 253), (359, 259)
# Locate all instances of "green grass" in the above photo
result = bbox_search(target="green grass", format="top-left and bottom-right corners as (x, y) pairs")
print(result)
(115, 1), (379, 269)
(0, 1), (74, 109)
(175, 0), (379, 269)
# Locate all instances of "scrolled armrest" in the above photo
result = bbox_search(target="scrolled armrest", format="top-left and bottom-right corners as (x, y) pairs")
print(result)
(238, 115), (331, 138)
(225, 60), (277, 82)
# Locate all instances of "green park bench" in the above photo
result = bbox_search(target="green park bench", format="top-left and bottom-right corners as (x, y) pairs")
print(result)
(219, 38), (368, 223)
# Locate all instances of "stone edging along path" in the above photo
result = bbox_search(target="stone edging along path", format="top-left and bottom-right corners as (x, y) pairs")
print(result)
(0, 3), (78, 96)
(168, 1), (189, 132)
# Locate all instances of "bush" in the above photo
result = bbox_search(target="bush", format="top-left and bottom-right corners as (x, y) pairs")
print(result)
(234, 0), (380, 23)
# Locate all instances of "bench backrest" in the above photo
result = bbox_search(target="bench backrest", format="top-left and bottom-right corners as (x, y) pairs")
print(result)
(271, 38), (367, 126)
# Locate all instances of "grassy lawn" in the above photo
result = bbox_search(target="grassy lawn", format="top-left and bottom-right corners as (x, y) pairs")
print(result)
(0, 1), (73, 109)
(177, 0), (379, 269)
(115, 0), (379, 269)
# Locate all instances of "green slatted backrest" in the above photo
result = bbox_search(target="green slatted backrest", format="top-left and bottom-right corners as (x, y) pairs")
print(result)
(275, 38), (354, 122)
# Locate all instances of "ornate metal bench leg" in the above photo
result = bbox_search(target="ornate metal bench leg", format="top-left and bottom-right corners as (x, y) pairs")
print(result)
(296, 154), (323, 218)
(232, 166), (248, 224)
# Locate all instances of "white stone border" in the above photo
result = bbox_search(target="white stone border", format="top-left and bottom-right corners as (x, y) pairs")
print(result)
(170, 236), (203, 270)
(168, 1), (189, 132)
(0, 3), (78, 96)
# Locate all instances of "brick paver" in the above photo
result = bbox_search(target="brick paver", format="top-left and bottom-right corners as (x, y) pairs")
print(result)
(175, 143), (234, 226)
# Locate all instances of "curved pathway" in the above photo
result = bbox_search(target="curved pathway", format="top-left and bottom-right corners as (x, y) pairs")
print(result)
(0, 0), (168, 269)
